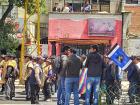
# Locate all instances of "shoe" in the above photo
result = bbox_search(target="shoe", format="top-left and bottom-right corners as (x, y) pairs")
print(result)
(128, 101), (135, 103)
(5, 97), (10, 100)
(26, 97), (31, 101)
(46, 99), (51, 102)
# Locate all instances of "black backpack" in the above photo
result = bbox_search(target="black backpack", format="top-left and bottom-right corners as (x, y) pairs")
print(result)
(52, 55), (62, 74)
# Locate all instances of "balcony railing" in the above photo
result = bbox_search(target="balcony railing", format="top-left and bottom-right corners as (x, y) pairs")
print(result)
(51, 1), (123, 14)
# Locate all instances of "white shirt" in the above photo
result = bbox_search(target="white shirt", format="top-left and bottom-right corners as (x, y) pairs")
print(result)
(63, 7), (70, 13)
(136, 62), (140, 69)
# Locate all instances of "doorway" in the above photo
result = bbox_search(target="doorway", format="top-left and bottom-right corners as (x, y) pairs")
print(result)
(61, 43), (110, 56)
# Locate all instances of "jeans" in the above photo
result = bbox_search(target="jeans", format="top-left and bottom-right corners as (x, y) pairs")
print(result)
(65, 78), (79, 105)
(85, 77), (101, 105)
(57, 77), (65, 105)
(30, 84), (40, 104)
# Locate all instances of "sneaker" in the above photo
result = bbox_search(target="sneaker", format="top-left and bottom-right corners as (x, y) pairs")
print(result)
(46, 99), (51, 102)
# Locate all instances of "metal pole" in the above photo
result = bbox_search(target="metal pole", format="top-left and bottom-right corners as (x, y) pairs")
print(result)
(20, 0), (28, 82)
(36, 0), (41, 55)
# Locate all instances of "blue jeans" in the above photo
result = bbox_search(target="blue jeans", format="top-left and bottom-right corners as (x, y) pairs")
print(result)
(65, 78), (79, 105)
(85, 77), (101, 105)
(57, 77), (65, 105)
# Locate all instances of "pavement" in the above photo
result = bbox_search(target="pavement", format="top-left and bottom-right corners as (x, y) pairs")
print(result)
(0, 80), (139, 105)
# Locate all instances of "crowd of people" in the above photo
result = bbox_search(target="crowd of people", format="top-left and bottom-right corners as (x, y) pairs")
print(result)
(0, 45), (140, 105)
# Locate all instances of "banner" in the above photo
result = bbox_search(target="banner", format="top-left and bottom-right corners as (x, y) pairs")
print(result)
(107, 44), (132, 70)
(79, 68), (88, 94)
(88, 18), (115, 36)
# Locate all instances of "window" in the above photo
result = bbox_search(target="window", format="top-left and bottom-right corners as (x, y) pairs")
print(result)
(91, 0), (110, 12)
(126, 0), (138, 4)
(92, 0), (110, 4)
(40, 23), (47, 38)
(65, 0), (84, 12)
(99, 0), (110, 4)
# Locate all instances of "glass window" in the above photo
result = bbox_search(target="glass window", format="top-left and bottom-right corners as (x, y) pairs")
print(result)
(126, 0), (138, 4)
(40, 23), (47, 38)
(64, 0), (84, 12)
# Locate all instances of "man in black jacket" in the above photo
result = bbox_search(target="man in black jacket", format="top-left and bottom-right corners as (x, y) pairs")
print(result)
(55, 46), (70, 105)
(64, 48), (81, 105)
(85, 45), (105, 105)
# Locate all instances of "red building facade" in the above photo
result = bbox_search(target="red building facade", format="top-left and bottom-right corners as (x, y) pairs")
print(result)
(48, 13), (122, 56)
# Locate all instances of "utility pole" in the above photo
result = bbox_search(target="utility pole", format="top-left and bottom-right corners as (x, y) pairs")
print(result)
(36, 0), (41, 55)
(20, 0), (28, 83)
(19, 0), (41, 83)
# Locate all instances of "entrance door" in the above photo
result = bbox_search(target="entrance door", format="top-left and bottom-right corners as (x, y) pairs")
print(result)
(62, 43), (110, 56)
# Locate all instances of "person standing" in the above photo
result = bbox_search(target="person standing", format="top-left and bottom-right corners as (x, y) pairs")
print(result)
(54, 46), (70, 105)
(64, 49), (81, 105)
(29, 56), (43, 104)
(104, 57), (122, 104)
(24, 55), (33, 101)
(133, 56), (140, 102)
(0, 55), (5, 93)
(43, 58), (53, 101)
(62, 3), (70, 13)
(126, 56), (139, 103)
(53, 3), (61, 12)
(85, 45), (105, 105)
(5, 54), (18, 100)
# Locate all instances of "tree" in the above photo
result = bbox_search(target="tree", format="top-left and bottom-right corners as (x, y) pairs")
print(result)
(0, 19), (19, 54)
(0, 0), (47, 54)
(0, 0), (47, 25)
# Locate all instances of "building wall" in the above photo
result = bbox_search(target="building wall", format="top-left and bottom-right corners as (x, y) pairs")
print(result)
(123, 4), (140, 56)
(124, 6), (140, 36)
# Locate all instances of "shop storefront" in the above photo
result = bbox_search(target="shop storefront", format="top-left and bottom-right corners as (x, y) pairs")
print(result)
(48, 13), (122, 56)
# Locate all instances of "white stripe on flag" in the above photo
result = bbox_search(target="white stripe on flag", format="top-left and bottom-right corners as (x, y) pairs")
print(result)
(122, 59), (132, 70)
(108, 45), (120, 58)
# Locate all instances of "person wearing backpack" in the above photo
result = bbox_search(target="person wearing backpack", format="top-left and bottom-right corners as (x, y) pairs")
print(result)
(43, 58), (54, 101)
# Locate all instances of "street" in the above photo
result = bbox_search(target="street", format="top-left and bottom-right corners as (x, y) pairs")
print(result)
(0, 81), (138, 105)
(0, 88), (56, 105)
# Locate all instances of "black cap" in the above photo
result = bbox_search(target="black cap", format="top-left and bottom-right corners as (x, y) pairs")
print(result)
(25, 54), (32, 59)
(62, 46), (70, 52)
(90, 45), (98, 51)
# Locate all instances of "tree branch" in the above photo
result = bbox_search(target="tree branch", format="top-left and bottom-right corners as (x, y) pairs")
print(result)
(0, 0), (14, 25)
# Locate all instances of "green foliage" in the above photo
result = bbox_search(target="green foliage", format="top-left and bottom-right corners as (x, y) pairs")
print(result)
(16, 0), (47, 14)
(0, 21), (19, 54)
(0, 0), (47, 54)
(40, 0), (47, 14)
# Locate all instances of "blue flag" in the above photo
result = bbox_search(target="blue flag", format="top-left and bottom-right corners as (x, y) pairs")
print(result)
(107, 44), (132, 70)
